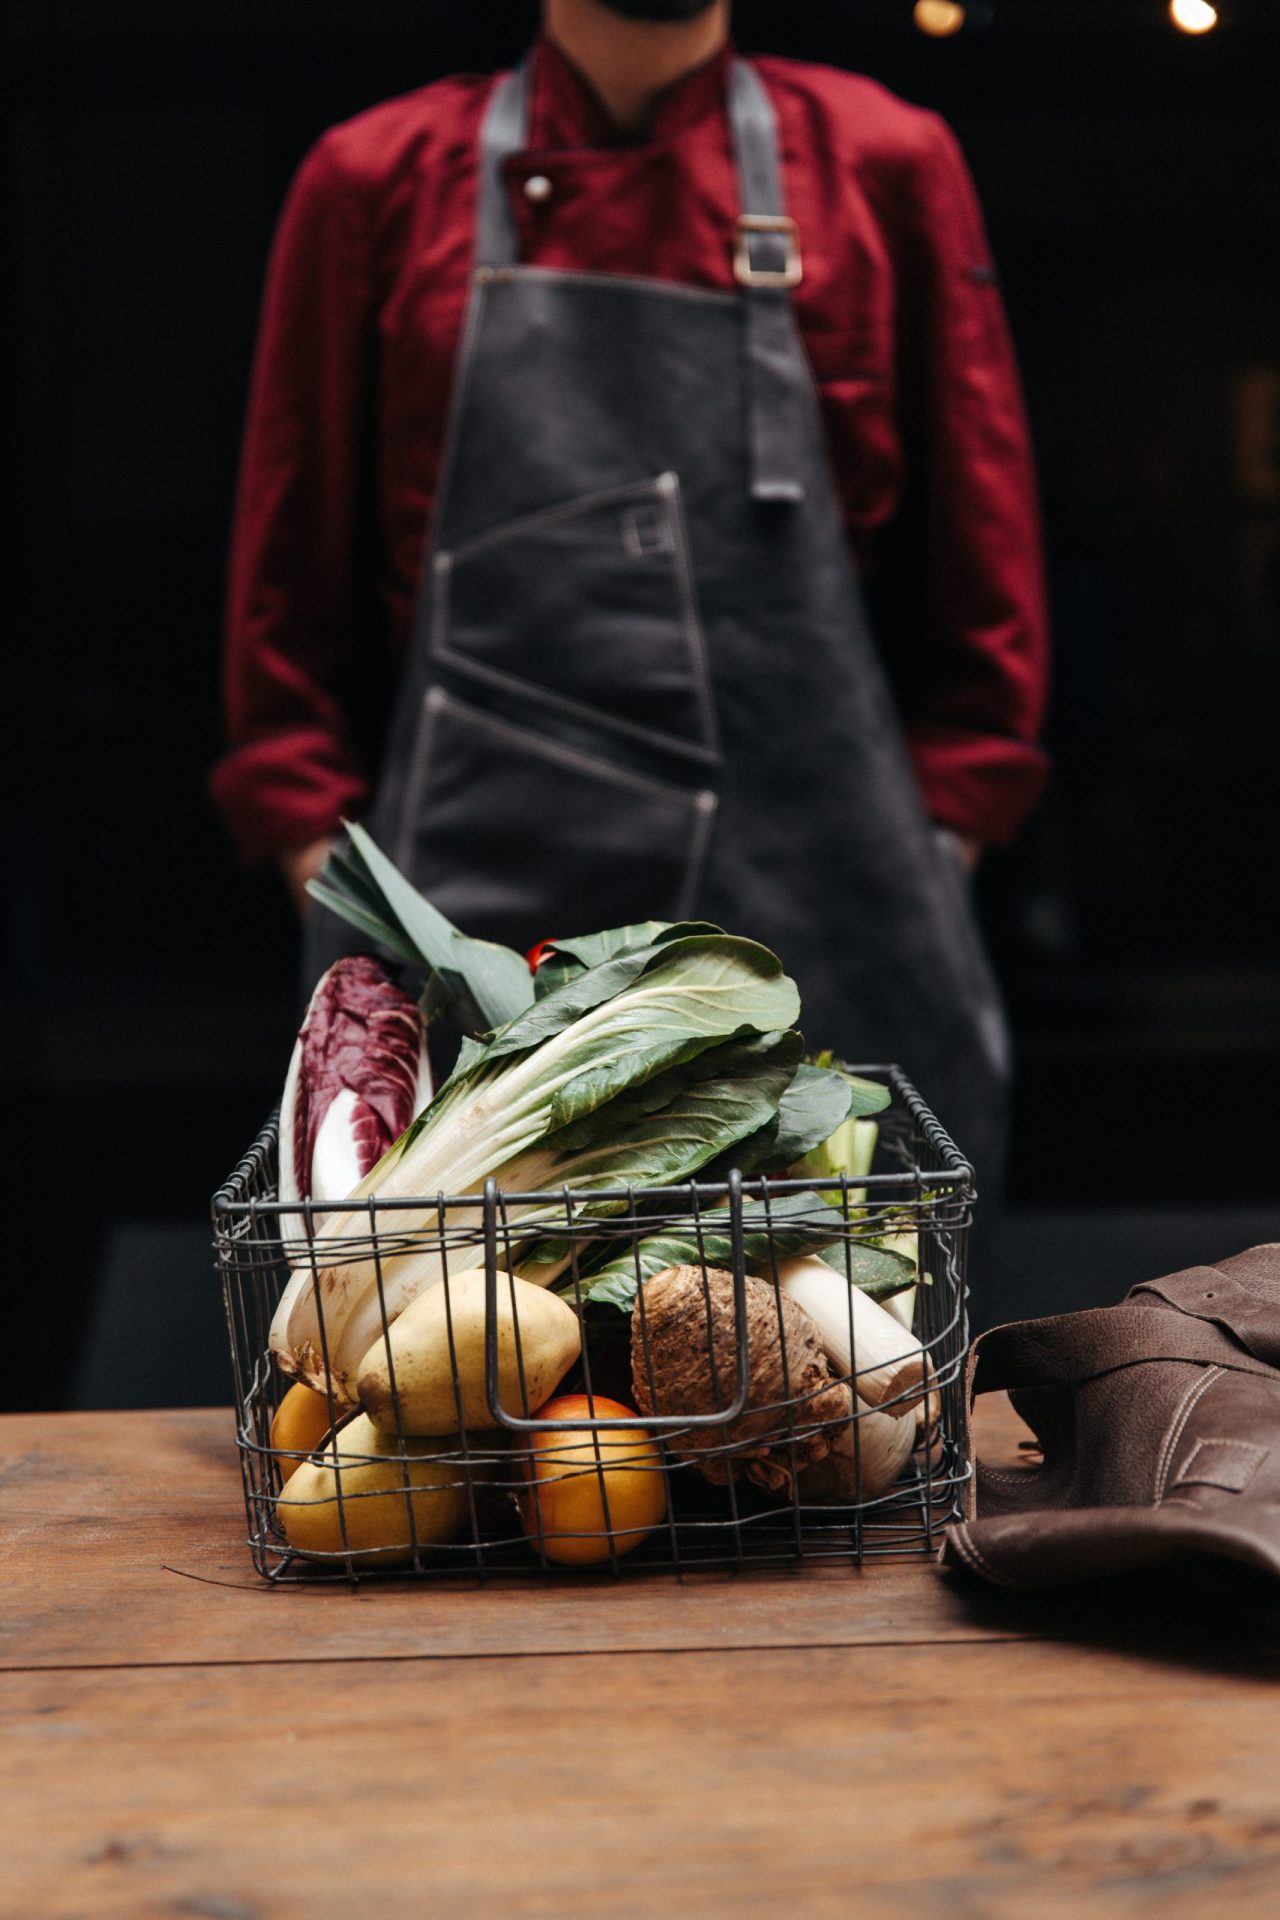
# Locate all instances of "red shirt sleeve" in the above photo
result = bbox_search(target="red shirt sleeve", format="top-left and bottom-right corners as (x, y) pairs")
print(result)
(211, 134), (379, 865)
(882, 114), (1050, 847)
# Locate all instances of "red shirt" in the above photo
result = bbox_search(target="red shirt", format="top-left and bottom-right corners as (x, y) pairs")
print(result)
(213, 36), (1049, 863)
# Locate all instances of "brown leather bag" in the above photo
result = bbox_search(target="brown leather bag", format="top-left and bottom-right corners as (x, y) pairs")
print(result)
(943, 1244), (1280, 1601)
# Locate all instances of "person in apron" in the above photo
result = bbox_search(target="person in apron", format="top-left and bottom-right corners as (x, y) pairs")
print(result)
(215, 0), (1050, 1189)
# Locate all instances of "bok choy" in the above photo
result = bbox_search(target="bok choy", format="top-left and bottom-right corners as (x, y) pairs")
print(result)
(269, 930), (805, 1399)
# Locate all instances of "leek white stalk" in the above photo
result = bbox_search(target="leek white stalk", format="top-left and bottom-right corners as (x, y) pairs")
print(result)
(885, 1285), (916, 1333)
(869, 1234), (942, 1432)
(798, 1392), (918, 1502)
(775, 1255), (927, 1417)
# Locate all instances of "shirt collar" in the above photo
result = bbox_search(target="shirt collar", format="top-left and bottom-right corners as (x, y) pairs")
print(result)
(528, 29), (733, 150)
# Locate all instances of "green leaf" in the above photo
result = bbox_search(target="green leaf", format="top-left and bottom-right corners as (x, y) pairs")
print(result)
(315, 845), (406, 933)
(547, 921), (676, 967)
(814, 1238), (917, 1298)
(469, 931), (798, 1086)
(304, 876), (424, 972)
(531, 954), (591, 1001)
(308, 823), (535, 1034)
(577, 1266), (656, 1314)
(451, 1034), (489, 1080)
(767, 1063), (858, 1168)
(530, 922), (712, 1000)
(473, 941), (684, 1069)
(687, 1059), (839, 1184)
(385, 938), (685, 1155)
(806, 1053), (892, 1119)
(503, 1031), (802, 1219)
(773, 1061), (890, 1195)
(544, 938), (800, 1129)
(839, 1074), (893, 1118)
(363, 932), (800, 1220)
(543, 1030), (796, 1155)
(565, 1189), (851, 1312)
(695, 1059), (889, 1186)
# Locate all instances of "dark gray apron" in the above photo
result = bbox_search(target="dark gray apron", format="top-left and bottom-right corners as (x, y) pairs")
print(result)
(309, 58), (1009, 1183)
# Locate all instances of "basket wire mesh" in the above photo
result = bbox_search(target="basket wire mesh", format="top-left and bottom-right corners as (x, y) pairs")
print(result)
(213, 1065), (972, 1582)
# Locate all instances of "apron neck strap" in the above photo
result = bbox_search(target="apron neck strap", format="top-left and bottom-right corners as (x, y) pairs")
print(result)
(475, 55), (807, 505)
(476, 59), (532, 271)
(726, 60), (807, 504)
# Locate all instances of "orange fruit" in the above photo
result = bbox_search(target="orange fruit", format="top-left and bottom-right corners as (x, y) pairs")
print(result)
(520, 1393), (667, 1566)
(270, 1381), (335, 1481)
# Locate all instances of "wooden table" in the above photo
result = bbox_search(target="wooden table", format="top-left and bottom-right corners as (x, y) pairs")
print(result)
(3, 1399), (1278, 1919)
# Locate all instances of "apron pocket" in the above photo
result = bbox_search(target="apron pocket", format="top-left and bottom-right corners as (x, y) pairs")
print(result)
(430, 473), (720, 765)
(400, 689), (718, 951)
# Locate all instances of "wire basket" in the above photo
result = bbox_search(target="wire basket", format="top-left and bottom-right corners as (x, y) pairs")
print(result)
(214, 1064), (972, 1582)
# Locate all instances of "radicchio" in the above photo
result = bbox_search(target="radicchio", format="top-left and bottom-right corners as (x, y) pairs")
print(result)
(278, 956), (432, 1228)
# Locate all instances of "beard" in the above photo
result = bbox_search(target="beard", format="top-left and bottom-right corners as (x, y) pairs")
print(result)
(592, 0), (720, 18)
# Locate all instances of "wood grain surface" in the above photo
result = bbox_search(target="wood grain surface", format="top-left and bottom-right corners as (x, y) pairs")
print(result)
(6, 1643), (1279, 1920)
(4, 1402), (1278, 1920)
(1, 1402), (1046, 1671)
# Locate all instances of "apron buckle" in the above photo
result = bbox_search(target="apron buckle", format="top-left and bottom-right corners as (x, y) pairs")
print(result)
(734, 214), (803, 290)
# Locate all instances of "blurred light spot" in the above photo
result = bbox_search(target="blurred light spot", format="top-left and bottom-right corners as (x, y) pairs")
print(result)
(914, 1), (966, 35)
(1170, 0), (1218, 31)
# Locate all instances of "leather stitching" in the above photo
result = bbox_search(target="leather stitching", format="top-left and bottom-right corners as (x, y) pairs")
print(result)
(401, 687), (719, 921)
(432, 474), (725, 765)
(664, 473), (723, 756)
(947, 1523), (1026, 1589)
(677, 788), (719, 918)
(429, 644), (724, 768)
(444, 474), (684, 567)
(1172, 1435), (1267, 1493)
(1153, 1366), (1223, 1504)
(417, 687), (716, 807)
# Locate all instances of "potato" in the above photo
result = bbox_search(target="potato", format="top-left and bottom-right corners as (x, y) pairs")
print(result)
(356, 1268), (581, 1434)
(269, 1381), (334, 1482)
(275, 1412), (469, 1565)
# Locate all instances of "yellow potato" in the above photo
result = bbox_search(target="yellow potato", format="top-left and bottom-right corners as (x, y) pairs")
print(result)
(357, 1268), (581, 1434)
(269, 1381), (334, 1482)
(275, 1412), (469, 1565)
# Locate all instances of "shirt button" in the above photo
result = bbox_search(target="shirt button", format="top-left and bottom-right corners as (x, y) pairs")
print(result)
(523, 174), (554, 204)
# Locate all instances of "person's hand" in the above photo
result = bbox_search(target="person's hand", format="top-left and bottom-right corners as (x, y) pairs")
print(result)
(279, 836), (337, 918)
(933, 825), (983, 875)
(955, 833), (982, 873)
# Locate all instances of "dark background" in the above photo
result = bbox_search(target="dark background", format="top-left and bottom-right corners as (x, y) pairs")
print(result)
(6, 0), (1279, 1409)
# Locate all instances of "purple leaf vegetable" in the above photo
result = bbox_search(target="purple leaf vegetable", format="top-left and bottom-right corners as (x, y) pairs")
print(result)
(278, 956), (433, 1236)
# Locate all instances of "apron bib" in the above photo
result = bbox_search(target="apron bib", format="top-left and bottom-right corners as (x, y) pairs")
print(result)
(310, 59), (1010, 1183)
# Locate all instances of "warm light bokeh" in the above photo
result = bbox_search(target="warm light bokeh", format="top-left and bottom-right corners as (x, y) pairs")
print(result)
(914, 1), (967, 37)
(1170, 0), (1219, 32)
